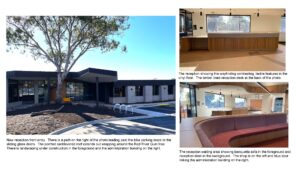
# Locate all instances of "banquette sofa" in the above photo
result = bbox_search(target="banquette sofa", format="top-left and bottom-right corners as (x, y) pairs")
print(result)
(194, 113), (288, 147)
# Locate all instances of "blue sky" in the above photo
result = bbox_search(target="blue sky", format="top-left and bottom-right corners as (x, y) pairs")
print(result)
(5, 16), (176, 80)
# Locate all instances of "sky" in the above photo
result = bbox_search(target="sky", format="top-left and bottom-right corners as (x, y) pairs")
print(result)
(4, 16), (176, 80)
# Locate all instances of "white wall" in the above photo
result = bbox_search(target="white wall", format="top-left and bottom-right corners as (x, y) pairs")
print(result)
(192, 11), (282, 37)
(144, 85), (153, 102)
(261, 93), (286, 113)
(126, 86), (135, 103)
(251, 15), (281, 32)
(160, 85), (168, 101)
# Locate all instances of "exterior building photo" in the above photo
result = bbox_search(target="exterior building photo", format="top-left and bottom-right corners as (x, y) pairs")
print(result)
(7, 68), (175, 109)
(6, 16), (176, 135)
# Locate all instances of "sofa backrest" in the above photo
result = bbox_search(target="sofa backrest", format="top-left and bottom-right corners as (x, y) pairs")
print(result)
(194, 113), (287, 147)
(235, 115), (266, 130)
(265, 113), (287, 125)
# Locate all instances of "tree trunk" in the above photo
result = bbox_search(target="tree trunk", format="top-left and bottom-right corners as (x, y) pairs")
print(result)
(56, 72), (63, 104)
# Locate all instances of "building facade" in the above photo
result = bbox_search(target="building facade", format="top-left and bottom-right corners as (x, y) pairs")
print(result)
(7, 68), (175, 108)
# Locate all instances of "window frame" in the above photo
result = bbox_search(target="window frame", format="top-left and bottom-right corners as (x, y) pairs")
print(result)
(168, 85), (174, 95)
(152, 85), (159, 96)
(206, 14), (251, 33)
(135, 85), (144, 96)
(204, 92), (225, 108)
(113, 86), (126, 97)
(280, 17), (286, 33)
(66, 82), (84, 100)
(234, 97), (246, 108)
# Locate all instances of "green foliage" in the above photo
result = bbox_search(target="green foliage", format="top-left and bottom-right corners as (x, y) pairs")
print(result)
(6, 16), (129, 72)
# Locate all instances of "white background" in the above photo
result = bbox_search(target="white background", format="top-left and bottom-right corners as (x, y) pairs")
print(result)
(0, 0), (299, 169)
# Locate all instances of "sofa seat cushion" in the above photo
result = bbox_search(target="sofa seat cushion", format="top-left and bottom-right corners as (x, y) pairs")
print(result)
(210, 123), (288, 147)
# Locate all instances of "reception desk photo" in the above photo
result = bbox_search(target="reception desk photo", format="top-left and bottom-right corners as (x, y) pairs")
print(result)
(179, 8), (285, 71)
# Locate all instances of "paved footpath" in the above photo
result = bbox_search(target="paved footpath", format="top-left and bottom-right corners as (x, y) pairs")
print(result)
(50, 107), (175, 135)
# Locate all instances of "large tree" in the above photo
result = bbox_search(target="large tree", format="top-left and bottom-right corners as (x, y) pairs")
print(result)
(7, 16), (129, 103)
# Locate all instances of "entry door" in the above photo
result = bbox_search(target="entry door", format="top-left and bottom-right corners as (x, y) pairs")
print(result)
(274, 97), (283, 112)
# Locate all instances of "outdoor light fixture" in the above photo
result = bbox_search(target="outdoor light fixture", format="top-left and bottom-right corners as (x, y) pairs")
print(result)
(219, 89), (222, 95)
(257, 9), (260, 17)
(200, 9), (203, 16)
(229, 9), (232, 16)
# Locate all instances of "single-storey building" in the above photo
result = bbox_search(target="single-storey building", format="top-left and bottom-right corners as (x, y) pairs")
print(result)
(6, 68), (175, 108)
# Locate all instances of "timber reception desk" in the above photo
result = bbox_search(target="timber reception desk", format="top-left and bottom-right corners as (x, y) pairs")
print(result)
(180, 32), (279, 52)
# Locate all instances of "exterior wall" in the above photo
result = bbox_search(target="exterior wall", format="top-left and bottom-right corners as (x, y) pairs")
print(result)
(126, 86), (136, 103)
(109, 97), (126, 104)
(167, 94), (175, 100)
(160, 85), (168, 101)
(152, 95), (160, 102)
(135, 96), (144, 103)
(144, 85), (153, 102)
(167, 85), (175, 100)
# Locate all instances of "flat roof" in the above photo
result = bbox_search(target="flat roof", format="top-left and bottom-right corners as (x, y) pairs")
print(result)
(7, 68), (118, 82)
(113, 80), (175, 87)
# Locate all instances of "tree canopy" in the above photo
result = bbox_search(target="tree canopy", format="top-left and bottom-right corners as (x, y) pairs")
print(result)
(7, 16), (129, 103)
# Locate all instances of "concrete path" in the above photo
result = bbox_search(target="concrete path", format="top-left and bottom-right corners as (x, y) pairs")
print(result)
(50, 106), (175, 135)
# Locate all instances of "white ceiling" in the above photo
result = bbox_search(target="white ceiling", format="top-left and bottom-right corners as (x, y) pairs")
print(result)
(195, 82), (288, 96)
(184, 8), (285, 16)
(202, 85), (250, 96)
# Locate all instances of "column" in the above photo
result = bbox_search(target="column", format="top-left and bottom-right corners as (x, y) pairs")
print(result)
(126, 86), (135, 103)
(144, 85), (153, 102)
(34, 81), (39, 104)
(160, 85), (168, 101)
(96, 77), (99, 109)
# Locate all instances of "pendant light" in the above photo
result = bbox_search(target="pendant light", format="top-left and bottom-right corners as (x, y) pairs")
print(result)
(257, 9), (260, 17)
(282, 9), (286, 17)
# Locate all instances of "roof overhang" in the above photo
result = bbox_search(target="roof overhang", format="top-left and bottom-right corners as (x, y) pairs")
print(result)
(7, 68), (118, 83)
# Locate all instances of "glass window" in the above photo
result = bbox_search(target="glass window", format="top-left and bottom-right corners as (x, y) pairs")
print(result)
(135, 86), (143, 96)
(168, 85), (174, 95)
(113, 86), (125, 97)
(66, 82), (84, 100)
(18, 80), (34, 97)
(180, 10), (193, 35)
(274, 97), (284, 112)
(205, 92), (225, 108)
(153, 85), (159, 96)
(207, 15), (251, 33)
(180, 14), (185, 33)
(281, 17), (286, 32)
(235, 97), (246, 108)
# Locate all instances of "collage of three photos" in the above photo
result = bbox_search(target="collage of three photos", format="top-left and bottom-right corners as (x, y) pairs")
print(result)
(5, 8), (288, 148)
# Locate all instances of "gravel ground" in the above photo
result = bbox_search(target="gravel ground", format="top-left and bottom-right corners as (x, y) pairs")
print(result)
(6, 104), (141, 135)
